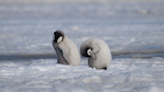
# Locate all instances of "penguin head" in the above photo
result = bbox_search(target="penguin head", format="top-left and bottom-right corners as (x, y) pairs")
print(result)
(80, 46), (92, 57)
(53, 30), (64, 43)
(87, 48), (92, 56)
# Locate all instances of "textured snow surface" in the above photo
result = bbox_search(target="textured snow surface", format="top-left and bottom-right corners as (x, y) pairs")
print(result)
(0, 1), (164, 92)
(0, 57), (164, 92)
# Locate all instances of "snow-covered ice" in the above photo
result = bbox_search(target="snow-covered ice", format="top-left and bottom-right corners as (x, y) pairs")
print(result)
(0, 0), (164, 92)
(0, 58), (164, 92)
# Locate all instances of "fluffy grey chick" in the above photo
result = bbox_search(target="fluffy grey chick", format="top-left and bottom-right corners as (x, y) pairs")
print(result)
(80, 38), (112, 70)
(52, 30), (81, 66)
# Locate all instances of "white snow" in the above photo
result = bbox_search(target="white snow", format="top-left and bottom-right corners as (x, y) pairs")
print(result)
(0, 58), (164, 92)
(0, 0), (164, 92)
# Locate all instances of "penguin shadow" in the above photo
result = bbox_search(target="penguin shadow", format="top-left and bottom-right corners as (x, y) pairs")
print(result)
(52, 30), (112, 70)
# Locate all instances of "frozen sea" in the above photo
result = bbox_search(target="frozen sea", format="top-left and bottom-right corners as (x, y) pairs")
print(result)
(0, 0), (164, 92)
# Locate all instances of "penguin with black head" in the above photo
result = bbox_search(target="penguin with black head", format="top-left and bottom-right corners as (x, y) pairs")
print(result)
(52, 30), (81, 66)
(80, 38), (112, 70)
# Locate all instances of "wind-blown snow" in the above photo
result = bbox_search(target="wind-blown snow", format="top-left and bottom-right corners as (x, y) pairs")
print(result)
(0, 58), (164, 92)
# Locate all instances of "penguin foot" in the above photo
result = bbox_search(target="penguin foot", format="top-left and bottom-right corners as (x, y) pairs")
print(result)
(102, 67), (107, 70)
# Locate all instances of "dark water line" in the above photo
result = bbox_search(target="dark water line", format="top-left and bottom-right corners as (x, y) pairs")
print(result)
(112, 53), (164, 59)
(0, 54), (57, 61)
(0, 53), (164, 61)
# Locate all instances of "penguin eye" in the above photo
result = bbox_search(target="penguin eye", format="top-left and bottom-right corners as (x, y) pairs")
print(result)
(57, 36), (63, 43)
(87, 49), (91, 56)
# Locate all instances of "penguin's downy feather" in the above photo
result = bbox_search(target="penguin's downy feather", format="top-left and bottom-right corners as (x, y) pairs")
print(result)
(58, 42), (71, 64)
(80, 38), (112, 69)
(53, 30), (81, 66)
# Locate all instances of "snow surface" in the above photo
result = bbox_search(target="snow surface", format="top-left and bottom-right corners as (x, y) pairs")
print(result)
(0, 0), (164, 92)
(0, 57), (164, 92)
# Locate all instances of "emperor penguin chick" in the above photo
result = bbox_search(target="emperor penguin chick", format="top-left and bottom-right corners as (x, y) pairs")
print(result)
(80, 38), (112, 70)
(52, 30), (81, 66)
